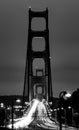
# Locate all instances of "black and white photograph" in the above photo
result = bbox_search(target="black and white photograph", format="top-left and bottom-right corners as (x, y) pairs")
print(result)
(0, 0), (79, 129)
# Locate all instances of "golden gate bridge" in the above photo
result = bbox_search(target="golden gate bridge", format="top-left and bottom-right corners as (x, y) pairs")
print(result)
(1, 8), (77, 130)
(22, 7), (53, 103)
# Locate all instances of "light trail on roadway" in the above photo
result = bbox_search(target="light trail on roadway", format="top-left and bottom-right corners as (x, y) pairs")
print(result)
(7, 98), (77, 130)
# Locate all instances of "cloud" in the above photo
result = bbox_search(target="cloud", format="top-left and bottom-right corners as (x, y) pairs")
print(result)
(0, 0), (79, 96)
(0, 66), (24, 83)
(53, 64), (79, 84)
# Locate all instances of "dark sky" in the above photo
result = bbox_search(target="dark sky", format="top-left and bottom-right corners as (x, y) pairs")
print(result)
(0, 0), (79, 97)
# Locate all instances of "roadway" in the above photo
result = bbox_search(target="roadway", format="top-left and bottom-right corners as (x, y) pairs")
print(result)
(7, 98), (78, 130)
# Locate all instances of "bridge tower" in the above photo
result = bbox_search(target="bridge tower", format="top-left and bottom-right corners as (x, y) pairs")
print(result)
(23, 8), (53, 103)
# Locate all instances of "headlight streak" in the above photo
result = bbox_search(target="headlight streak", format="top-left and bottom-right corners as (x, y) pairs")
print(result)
(7, 98), (58, 129)
(7, 99), (39, 129)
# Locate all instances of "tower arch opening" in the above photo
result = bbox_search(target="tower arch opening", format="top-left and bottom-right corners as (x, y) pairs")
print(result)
(32, 58), (45, 76)
(32, 37), (45, 52)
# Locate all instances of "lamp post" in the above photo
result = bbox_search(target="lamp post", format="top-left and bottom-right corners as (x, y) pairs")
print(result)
(59, 91), (67, 130)
(11, 100), (14, 130)
(0, 103), (5, 126)
(64, 93), (71, 127)
(16, 99), (21, 117)
(11, 98), (21, 130)
(59, 91), (71, 130)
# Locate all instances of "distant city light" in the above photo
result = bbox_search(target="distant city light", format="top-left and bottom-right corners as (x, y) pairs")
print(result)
(0, 103), (4, 108)
(16, 99), (21, 103)
(61, 107), (64, 110)
(57, 108), (59, 111)
(15, 109), (19, 112)
(54, 109), (57, 111)
(68, 106), (71, 109)
(14, 105), (22, 109)
(7, 107), (10, 110)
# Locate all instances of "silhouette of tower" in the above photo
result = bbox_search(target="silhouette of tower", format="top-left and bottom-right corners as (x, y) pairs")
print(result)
(23, 8), (53, 103)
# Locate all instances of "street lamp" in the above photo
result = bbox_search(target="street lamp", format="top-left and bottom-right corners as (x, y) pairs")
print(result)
(59, 91), (71, 130)
(65, 93), (71, 98)
(64, 93), (71, 127)
(11, 98), (21, 130)
(0, 103), (4, 108)
(15, 99), (21, 118)
(59, 91), (66, 130)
